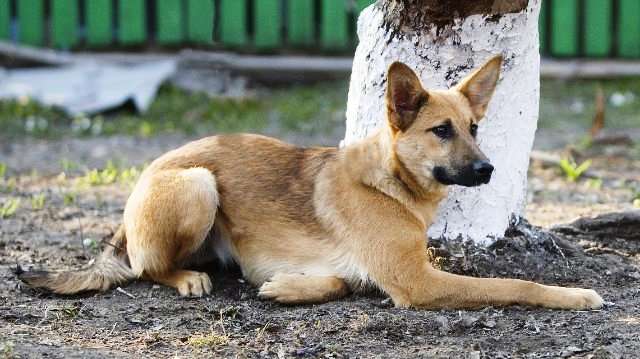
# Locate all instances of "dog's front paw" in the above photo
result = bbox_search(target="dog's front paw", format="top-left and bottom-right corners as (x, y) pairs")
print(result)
(568, 288), (604, 310)
(546, 286), (604, 310)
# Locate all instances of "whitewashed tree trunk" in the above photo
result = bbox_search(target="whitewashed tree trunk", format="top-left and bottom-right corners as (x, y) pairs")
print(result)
(344, 0), (541, 244)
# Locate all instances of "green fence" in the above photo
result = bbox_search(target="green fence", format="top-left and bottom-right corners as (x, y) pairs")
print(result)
(1, 0), (639, 58)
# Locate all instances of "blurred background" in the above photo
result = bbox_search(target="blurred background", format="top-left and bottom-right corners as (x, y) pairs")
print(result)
(0, 0), (638, 226)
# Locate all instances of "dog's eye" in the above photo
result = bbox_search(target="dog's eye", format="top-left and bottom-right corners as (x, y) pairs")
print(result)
(431, 124), (453, 139)
(470, 124), (478, 137)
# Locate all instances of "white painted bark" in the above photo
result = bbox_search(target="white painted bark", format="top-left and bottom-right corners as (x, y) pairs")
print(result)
(343, 1), (542, 244)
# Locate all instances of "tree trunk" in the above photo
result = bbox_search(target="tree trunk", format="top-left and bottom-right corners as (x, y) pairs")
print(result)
(344, 0), (541, 244)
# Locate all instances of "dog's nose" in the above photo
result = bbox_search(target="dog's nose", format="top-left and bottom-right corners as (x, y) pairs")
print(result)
(472, 160), (494, 178)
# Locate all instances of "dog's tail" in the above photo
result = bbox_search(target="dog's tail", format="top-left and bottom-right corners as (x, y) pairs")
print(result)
(18, 225), (136, 294)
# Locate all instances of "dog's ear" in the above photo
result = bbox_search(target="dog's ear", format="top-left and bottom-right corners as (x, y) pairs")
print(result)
(456, 55), (502, 120)
(386, 62), (428, 132)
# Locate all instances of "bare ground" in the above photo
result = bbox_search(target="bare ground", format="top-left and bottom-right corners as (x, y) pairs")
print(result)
(1, 132), (639, 358)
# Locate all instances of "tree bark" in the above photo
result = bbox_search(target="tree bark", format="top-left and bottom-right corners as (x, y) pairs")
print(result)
(344, 0), (541, 244)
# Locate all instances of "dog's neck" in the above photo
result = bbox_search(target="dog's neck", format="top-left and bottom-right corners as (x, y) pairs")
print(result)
(342, 127), (447, 217)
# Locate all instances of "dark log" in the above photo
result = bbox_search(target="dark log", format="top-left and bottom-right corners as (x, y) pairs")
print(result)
(552, 211), (640, 241)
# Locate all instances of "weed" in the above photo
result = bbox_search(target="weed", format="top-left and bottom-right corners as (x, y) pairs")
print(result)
(1, 341), (14, 359)
(187, 333), (229, 348)
(0, 163), (6, 179)
(30, 193), (46, 210)
(119, 166), (142, 186)
(63, 192), (77, 206)
(82, 238), (100, 253)
(59, 304), (82, 319)
(586, 178), (603, 190)
(559, 158), (592, 182)
(60, 158), (79, 173)
(1, 177), (16, 193)
(0, 198), (20, 218)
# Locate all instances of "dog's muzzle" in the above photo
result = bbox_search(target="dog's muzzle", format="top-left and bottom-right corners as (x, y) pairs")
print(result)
(433, 160), (494, 187)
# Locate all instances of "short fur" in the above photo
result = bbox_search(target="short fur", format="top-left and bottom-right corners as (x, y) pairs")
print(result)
(20, 56), (603, 310)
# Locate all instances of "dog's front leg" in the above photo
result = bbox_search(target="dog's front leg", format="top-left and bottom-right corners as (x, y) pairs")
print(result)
(367, 236), (603, 310)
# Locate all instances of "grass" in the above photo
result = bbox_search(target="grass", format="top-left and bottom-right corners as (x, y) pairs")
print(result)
(0, 198), (21, 218)
(558, 158), (592, 182)
(540, 78), (640, 130)
(30, 193), (46, 210)
(0, 82), (349, 140)
(75, 161), (143, 187)
(187, 333), (229, 348)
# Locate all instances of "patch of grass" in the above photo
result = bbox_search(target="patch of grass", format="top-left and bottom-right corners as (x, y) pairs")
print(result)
(58, 304), (82, 319)
(559, 158), (592, 182)
(0, 82), (349, 139)
(187, 333), (229, 348)
(540, 78), (640, 130)
(60, 158), (79, 173)
(63, 192), (77, 206)
(1, 340), (14, 359)
(0, 198), (21, 218)
(76, 162), (142, 187)
(30, 193), (46, 210)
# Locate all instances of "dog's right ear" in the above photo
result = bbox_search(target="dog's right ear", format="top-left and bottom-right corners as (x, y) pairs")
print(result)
(386, 62), (428, 132)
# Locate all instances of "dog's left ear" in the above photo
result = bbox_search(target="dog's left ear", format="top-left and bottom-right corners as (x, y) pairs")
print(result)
(456, 55), (502, 120)
(386, 62), (429, 132)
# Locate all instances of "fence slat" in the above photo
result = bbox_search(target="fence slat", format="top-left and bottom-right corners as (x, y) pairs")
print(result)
(618, 0), (640, 57)
(119, 0), (146, 44)
(0, 1), (9, 39)
(584, 0), (611, 56)
(255, 0), (281, 48)
(86, 0), (112, 45)
(17, 0), (44, 46)
(187, 0), (213, 43)
(287, 0), (314, 45)
(551, 0), (578, 56)
(51, 0), (78, 48)
(220, 0), (247, 46)
(539, 0), (547, 53)
(157, 0), (183, 44)
(321, 0), (348, 49)
(356, 0), (374, 12)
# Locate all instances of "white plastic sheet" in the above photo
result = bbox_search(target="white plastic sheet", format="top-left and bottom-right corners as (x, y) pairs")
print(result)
(0, 60), (176, 115)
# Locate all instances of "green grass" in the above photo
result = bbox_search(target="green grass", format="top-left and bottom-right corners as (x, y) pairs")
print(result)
(0, 82), (349, 139)
(1, 77), (637, 140)
(540, 78), (640, 129)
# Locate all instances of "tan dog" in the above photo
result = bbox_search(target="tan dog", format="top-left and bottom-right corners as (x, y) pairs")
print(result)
(20, 56), (603, 310)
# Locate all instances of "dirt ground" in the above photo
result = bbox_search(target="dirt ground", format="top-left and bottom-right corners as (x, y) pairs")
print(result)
(1, 131), (639, 358)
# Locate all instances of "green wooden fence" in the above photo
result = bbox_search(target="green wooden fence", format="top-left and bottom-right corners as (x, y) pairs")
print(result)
(1, 0), (639, 58)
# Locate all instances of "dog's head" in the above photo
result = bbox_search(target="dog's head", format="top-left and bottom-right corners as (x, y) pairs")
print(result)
(385, 56), (502, 188)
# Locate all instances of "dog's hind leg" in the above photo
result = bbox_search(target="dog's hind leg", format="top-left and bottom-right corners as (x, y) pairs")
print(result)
(124, 167), (218, 297)
(258, 273), (349, 304)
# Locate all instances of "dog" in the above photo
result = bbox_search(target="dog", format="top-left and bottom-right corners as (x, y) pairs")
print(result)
(19, 56), (603, 310)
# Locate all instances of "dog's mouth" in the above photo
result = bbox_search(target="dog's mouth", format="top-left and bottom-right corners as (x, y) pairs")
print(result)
(433, 163), (493, 187)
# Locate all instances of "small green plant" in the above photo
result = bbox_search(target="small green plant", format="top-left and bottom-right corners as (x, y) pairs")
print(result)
(187, 333), (229, 348)
(586, 178), (603, 190)
(30, 193), (46, 210)
(559, 158), (592, 182)
(78, 161), (129, 187)
(60, 158), (79, 173)
(1, 340), (14, 358)
(63, 192), (77, 206)
(82, 238), (100, 253)
(0, 198), (21, 218)
(0, 163), (6, 179)
(119, 166), (141, 185)
(59, 304), (81, 319)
